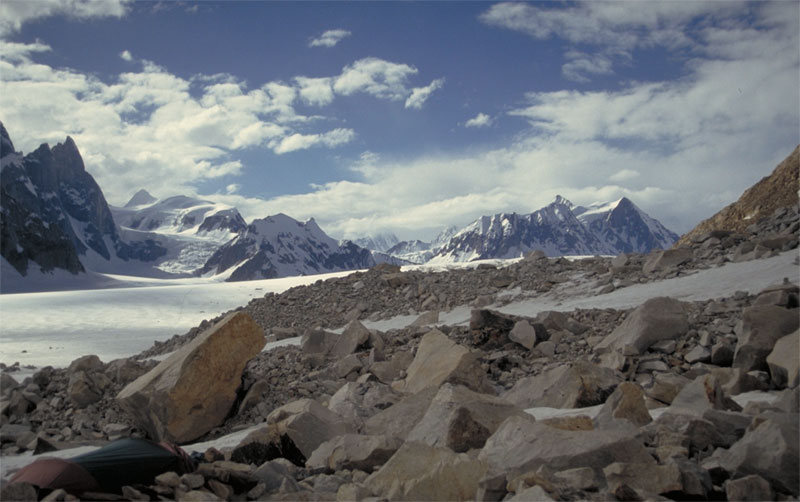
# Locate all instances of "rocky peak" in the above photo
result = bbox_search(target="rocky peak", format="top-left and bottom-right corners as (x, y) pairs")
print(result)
(124, 189), (159, 208)
(0, 121), (15, 155)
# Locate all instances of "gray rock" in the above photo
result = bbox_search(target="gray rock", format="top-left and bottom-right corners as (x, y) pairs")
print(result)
(716, 412), (799, 496)
(603, 461), (683, 495)
(301, 329), (337, 355)
(767, 329), (799, 388)
(502, 360), (619, 409)
(264, 398), (354, 462)
(479, 414), (653, 483)
(330, 321), (371, 359)
(594, 382), (652, 428)
(670, 374), (741, 415)
(401, 329), (488, 394)
(725, 474), (774, 501)
(508, 320), (542, 350)
(684, 345), (711, 364)
(594, 297), (688, 356)
(733, 305), (799, 372)
(364, 386), (438, 440)
(711, 339), (735, 367)
(406, 384), (525, 452)
(334, 354), (363, 379)
(553, 467), (599, 492)
(753, 281), (799, 308)
(306, 433), (402, 472)
(509, 485), (554, 501)
(366, 441), (487, 501)
(410, 310), (439, 327)
(642, 248), (693, 275)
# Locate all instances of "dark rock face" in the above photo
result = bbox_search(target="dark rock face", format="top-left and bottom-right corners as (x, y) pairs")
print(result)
(0, 122), (166, 277)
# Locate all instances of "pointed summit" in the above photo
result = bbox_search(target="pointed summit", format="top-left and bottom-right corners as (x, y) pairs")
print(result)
(0, 121), (15, 155)
(125, 189), (158, 208)
(552, 195), (574, 208)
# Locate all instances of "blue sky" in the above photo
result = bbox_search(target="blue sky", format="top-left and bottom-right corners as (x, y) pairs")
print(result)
(1, 1), (798, 240)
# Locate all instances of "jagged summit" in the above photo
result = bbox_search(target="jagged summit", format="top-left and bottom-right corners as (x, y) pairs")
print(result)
(125, 189), (158, 208)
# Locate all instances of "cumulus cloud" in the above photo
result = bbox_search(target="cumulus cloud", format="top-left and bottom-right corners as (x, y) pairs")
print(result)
(609, 169), (640, 182)
(0, 0), (132, 35)
(465, 113), (493, 128)
(309, 29), (351, 48)
(404, 78), (445, 109)
(271, 128), (355, 154)
(295, 76), (334, 106)
(119, 50), (133, 61)
(333, 57), (418, 100)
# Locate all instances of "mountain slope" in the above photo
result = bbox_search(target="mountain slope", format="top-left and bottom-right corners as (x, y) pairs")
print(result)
(0, 122), (165, 279)
(430, 196), (677, 263)
(574, 197), (678, 253)
(677, 145), (800, 246)
(199, 213), (375, 281)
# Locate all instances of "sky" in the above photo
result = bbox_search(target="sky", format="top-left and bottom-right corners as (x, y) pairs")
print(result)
(0, 1), (798, 241)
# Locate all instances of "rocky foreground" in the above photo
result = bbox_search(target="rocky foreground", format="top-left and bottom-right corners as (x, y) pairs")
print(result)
(1, 201), (798, 502)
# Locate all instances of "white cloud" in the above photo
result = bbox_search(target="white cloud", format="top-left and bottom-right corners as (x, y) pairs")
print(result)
(561, 50), (613, 83)
(119, 50), (133, 62)
(404, 78), (445, 109)
(479, 1), (749, 82)
(271, 128), (355, 155)
(609, 169), (640, 182)
(0, 0), (132, 35)
(333, 57), (418, 100)
(295, 76), (334, 106)
(465, 113), (493, 128)
(309, 29), (351, 48)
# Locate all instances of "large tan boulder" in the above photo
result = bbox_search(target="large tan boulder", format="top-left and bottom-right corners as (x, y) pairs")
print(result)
(117, 311), (265, 443)
(401, 329), (488, 394)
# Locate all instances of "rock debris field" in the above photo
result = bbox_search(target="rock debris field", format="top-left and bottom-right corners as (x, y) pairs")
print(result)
(1, 203), (798, 501)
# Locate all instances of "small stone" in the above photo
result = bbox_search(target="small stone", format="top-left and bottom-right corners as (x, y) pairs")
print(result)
(725, 474), (774, 502)
(181, 473), (205, 490)
(155, 471), (181, 488)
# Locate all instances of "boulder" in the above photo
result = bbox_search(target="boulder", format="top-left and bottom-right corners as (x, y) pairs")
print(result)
(593, 382), (652, 428)
(300, 329), (337, 355)
(306, 434), (402, 472)
(405, 384), (525, 452)
(364, 386), (438, 439)
(479, 414), (653, 483)
(508, 320), (547, 350)
(716, 412), (799, 496)
(725, 474), (774, 501)
(410, 310), (439, 327)
(67, 370), (109, 408)
(366, 441), (487, 501)
(642, 248), (693, 275)
(594, 297), (688, 356)
(733, 305), (799, 371)
(645, 372), (691, 405)
(670, 374), (741, 415)
(502, 360), (619, 409)
(470, 309), (516, 350)
(328, 381), (399, 431)
(602, 461), (683, 495)
(330, 321), (371, 359)
(753, 281), (799, 308)
(117, 311), (265, 443)
(767, 329), (799, 388)
(264, 398), (354, 463)
(401, 329), (488, 394)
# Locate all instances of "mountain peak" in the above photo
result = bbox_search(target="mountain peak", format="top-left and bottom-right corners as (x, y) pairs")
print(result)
(125, 189), (158, 208)
(552, 195), (574, 208)
(0, 121), (14, 155)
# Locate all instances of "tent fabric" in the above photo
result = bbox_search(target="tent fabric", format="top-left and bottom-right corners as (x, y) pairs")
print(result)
(9, 457), (102, 495)
(9, 438), (197, 495)
(70, 438), (196, 493)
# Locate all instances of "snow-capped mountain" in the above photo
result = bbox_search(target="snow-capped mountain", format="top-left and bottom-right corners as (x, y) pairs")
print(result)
(0, 122), (166, 282)
(352, 233), (400, 253)
(383, 226), (459, 264)
(110, 192), (247, 274)
(429, 196), (678, 263)
(199, 213), (375, 281)
(573, 197), (678, 253)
